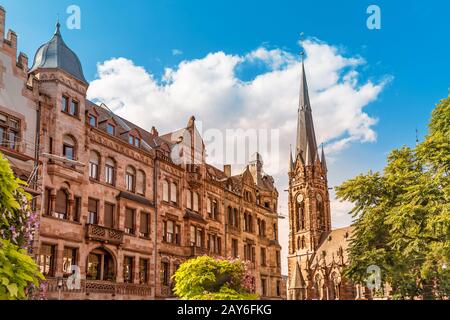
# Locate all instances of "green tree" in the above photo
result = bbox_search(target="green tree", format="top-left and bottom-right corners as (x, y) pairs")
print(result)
(0, 152), (44, 300)
(335, 95), (449, 300)
(172, 256), (259, 300)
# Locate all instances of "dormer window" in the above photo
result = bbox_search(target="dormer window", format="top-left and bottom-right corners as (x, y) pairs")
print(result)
(107, 123), (115, 135)
(128, 134), (141, 148)
(89, 114), (97, 127)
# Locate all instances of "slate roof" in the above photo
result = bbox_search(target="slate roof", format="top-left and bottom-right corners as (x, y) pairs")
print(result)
(29, 23), (87, 83)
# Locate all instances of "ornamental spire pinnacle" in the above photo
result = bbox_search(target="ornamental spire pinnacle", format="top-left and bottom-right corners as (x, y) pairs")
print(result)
(295, 35), (318, 164)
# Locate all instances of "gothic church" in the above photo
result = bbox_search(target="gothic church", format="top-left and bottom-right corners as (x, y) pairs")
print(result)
(287, 58), (369, 300)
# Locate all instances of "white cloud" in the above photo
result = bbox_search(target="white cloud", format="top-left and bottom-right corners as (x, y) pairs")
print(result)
(87, 38), (390, 274)
(172, 49), (183, 56)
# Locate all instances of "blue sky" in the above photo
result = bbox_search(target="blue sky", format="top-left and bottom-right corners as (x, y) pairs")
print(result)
(2, 0), (449, 272)
(4, 0), (448, 170)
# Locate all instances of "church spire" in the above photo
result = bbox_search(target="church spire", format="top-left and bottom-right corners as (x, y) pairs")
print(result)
(321, 144), (327, 173)
(289, 145), (294, 172)
(296, 48), (318, 164)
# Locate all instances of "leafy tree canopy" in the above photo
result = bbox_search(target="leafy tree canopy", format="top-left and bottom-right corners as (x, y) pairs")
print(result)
(0, 153), (44, 300)
(172, 256), (259, 300)
(336, 94), (449, 299)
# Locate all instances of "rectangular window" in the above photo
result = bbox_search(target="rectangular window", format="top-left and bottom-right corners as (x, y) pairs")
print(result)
(38, 244), (55, 277)
(276, 280), (281, 296)
(87, 198), (98, 225)
(69, 100), (78, 116)
(44, 188), (52, 215)
(190, 225), (196, 246)
(139, 259), (149, 284)
(73, 196), (81, 222)
(123, 256), (134, 283)
(260, 247), (266, 266)
(105, 164), (114, 185)
(140, 212), (150, 238)
(165, 220), (174, 243)
(0, 113), (21, 151)
(161, 262), (169, 286)
(104, 203), (115, 228)
(206, 198), (211, 215)
(89, 115), (97, 127)
(276, 251), (281, 268)
(175, 225), (181, 245)
(261, 278), (267, 296)
(134, 137), (140, 147)
(89, 161), (98, 179)
(170, 183), (177, 204)
(196, 228), (203, 248)
(125, 208), (135, 235)
(62, 96), (69, 112)
(63, 247), (77, 277)
(232, 239), (238, 258)
(63, 144), (74, 160)
(107, 123), (115, 135)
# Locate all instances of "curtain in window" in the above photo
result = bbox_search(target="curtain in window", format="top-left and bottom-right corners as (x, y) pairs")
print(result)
(162, 180), (169, 202)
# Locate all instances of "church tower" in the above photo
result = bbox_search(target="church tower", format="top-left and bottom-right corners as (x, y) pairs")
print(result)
(287, 54), (331, 300)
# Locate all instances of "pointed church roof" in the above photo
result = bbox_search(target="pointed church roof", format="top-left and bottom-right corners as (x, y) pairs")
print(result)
(29, 22), (87, 83)
(290, 262), (306, 289)
(296, 59), (318, 165)
(289, 145), (294, 172)
(321, 144), (327, 172)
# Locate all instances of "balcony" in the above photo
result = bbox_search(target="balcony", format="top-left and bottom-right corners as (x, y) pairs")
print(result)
(186, 164), (202, 185)
(46, 278), (152, 297)
(189, 246), (208, 257)
(85, 224), (124, 245)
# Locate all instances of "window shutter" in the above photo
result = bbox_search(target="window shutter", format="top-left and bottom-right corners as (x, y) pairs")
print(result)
(193, 193), (199, 212)
(162, 181), (169, 202)
(55, 190), (68, 214)
(206, 198), (211, 214)
(125, 208), (134, 229)
(88, 198), (97, 213)
(170, 182), (177, 203)
(104, 203), (114, 228)
(140, 213), (149, 234)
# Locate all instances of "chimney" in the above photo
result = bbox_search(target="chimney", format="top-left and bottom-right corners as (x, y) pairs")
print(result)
(151, 126), (159, 137)
(223, 165), (231, 177)
(0, 6), (5, 41)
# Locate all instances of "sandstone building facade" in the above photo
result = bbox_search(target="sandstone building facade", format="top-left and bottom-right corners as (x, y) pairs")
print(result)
(287, 58), (370, 300)
(0, 8), (285, 300)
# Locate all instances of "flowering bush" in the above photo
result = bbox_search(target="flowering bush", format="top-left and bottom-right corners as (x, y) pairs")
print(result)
(172, 256), (259, 300)
(0, 152), (44, 300)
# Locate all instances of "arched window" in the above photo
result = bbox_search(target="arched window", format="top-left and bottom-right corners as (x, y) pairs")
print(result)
(136, 170), (146, 195)
(193, 192), (199, 212)
(62, 135), (75, 160)
(125, 166), (136, 192)
(170, 182), (177, 203)
(86, 248), (115, 281)
(162, 180), (169, 202)
(301, 236), (306, 249)
(55, 189), (68, 219)
(212, 200), (218, 220)
(314, 274), (323, 300)
(89, 151), (100, 180)
(105, 157), (116, 185)
(186, 189), (192, 209)
(330, 272), (340, 300)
